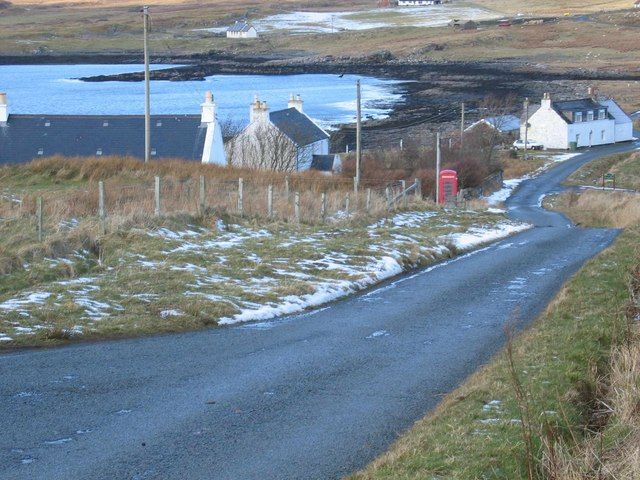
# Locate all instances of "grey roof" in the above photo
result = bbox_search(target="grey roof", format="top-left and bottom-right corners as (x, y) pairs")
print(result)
(310, 154), (336, 172)
(0, 115), (206, 166)
(469, 115), (520, 133)
(228, 21), (254, 33)
(269, 108), (329, 147)
(552, 98), (601, 112)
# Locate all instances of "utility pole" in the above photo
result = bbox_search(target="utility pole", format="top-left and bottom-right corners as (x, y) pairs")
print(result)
(143, 5), (151, 164)
(460, 102), (465, 153)
(356, 79), (362, 188)
(435, 131), (441, 204)
(523, 97), (530, 160)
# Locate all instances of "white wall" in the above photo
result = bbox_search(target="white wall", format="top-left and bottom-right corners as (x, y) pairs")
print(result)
(522, 107), (568, 149)
(567, 119), (615, 148)
(601, 99), (634, 143)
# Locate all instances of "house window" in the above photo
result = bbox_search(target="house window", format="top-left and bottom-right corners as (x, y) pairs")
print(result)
(574, 112), (583, 123)
(103, 121), (109, 127)
(156, 121), (162, 127)
(151, 148), (157, 156)
(37, 148), (44, 156)
(598, 109), (606, 120)
(44, 121), (51, 127)
(96, 148), (103, 156)
(587, 111), (594, 122)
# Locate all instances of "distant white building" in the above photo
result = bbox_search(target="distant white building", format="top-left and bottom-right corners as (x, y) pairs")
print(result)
(229, 94), (340, 173)
(521, 91), (634, 149)
(465, 114), (521, 135)
(226, 21), (258, 39)
(397, 0), (442, 6)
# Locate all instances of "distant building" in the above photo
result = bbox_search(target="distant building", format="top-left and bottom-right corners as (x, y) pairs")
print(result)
(521, 90), (634, 149)
(230, 94), (340, 173)
(226, 21), (258, 39)
(0, 92), (227, 166)
(465, 115), (521, 135)
(397, 0), (442, 5)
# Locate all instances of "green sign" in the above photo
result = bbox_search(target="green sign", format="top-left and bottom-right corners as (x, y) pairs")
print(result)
(604, 173), (615, 181)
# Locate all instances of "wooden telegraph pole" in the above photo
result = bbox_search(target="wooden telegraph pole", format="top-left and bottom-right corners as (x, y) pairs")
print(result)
(435, 132), (441, 204)
(356, 79), (362, 189)
(460, 102), (465, 153)
(523, 97), (530, 160)
(143, 5), (151, 164)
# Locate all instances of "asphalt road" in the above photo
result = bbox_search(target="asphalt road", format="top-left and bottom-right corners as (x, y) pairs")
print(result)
(1, 141), (638, 480)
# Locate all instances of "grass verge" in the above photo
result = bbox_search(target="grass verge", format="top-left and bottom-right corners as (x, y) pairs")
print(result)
(350, 192), (639, 479)
(564, 150), (640, 191)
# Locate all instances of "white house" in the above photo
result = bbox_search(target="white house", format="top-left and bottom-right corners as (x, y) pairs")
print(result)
(521, 91), (634, 149)
(229, 94), (339, 172)
(226, 21), (258, 39)
(397, 0), (442, 5)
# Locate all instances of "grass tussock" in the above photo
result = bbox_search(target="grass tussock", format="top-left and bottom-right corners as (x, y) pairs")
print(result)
(546, 190), (640, 228)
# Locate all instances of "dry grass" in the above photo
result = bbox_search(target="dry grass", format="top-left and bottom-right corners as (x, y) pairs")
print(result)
(474, 0), (633, 15)
(546, 189), (640, 228)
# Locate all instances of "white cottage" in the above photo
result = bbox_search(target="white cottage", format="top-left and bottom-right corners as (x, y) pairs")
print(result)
(522, 91), (634, 149)
(229, 95), (339, 172)
(226, 21), (258, 39)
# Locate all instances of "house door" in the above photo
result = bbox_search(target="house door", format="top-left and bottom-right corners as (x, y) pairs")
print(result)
(589, 130), (593, 148)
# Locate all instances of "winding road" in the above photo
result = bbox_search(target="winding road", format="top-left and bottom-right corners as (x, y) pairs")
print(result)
(1, 141), (638, 480)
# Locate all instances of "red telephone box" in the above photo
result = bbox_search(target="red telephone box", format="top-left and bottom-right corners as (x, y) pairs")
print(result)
(438, 169), (459, 205)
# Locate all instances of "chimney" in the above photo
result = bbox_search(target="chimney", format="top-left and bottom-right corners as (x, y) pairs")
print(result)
(201, 91), (216, 123)
(0, 93), (7, 123)
(288, 93), (303, 112)
(250, 95), (269, 123)
(588, 86), (598, 99)
(541, 92), (552, 109)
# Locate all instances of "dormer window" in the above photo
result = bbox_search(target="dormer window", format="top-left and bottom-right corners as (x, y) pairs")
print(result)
(598, 109), (606, 120)
(96, 148), (103, 156)
(575, 112), (583, 123)
(587, 111), (594, 122)
(156, 121), (162, 127)
(44, 121), (51, 127)
(103, 121), (109, 127)
(37, 148), (44, 155)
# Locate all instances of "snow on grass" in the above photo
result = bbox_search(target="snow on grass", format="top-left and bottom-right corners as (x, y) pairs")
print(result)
(0, 292), (52, 316)
(446, 222), (531, 251)
(485, 178), (529, 205)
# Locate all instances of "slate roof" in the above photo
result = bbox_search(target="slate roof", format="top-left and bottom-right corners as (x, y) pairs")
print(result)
(269, 108), (329, 147)
(468, 115), (520, 133)
(228, 21), (254, 33)
(552, 98), (601, 112)
(0, 115), (206, 166)
(310, 154), (336, 172)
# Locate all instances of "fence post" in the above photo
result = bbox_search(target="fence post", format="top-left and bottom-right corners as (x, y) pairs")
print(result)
(294, 192), (300, 224)
(366, 188), (372, 213)
(414, 178), (422, 200)
(199, 175), (206, 215)
(98, 181), (106, 234)
(238, 178), (244, 216)
(285, 175), (290, 201)
(267, 184), (274, 218)
(401, 180), (408, 207)
(36, 196), (43, 242)
(345, 193), (350, 215)
(154, 176), (161, 217)
(385, 186), (392, 210)
(321, 192), (327, 222)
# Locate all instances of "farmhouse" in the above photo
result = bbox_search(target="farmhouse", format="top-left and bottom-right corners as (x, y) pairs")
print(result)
(229, 94), (340, 173)
(465, 114), (521, 135)
(521, 91), (634, 149)
(226, 21), (258, 39)
(0, 92), (227, 166)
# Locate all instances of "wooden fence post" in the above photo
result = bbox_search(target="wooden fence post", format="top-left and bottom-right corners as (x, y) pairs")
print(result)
(414, 178), (422, 200)
(154, 176), (161, 217)
(98, 181), (106, 234)
(294, 192), (300, 224)
(320, 192), (327, 222)
(385, 186), (392, 210)
(401, 180), (407, 207)
(345, 193), (350, 214)
(36, 196), (43, 242)
(267, 184), (273, 218)
(366, 188), (372, 213)
(285, 176), (290, 201)
(199, 175), (206, 215)
(238, 178), (244, 216)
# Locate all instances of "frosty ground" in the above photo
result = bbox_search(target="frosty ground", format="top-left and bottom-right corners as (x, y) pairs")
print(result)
(0, 208), (527, 346)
